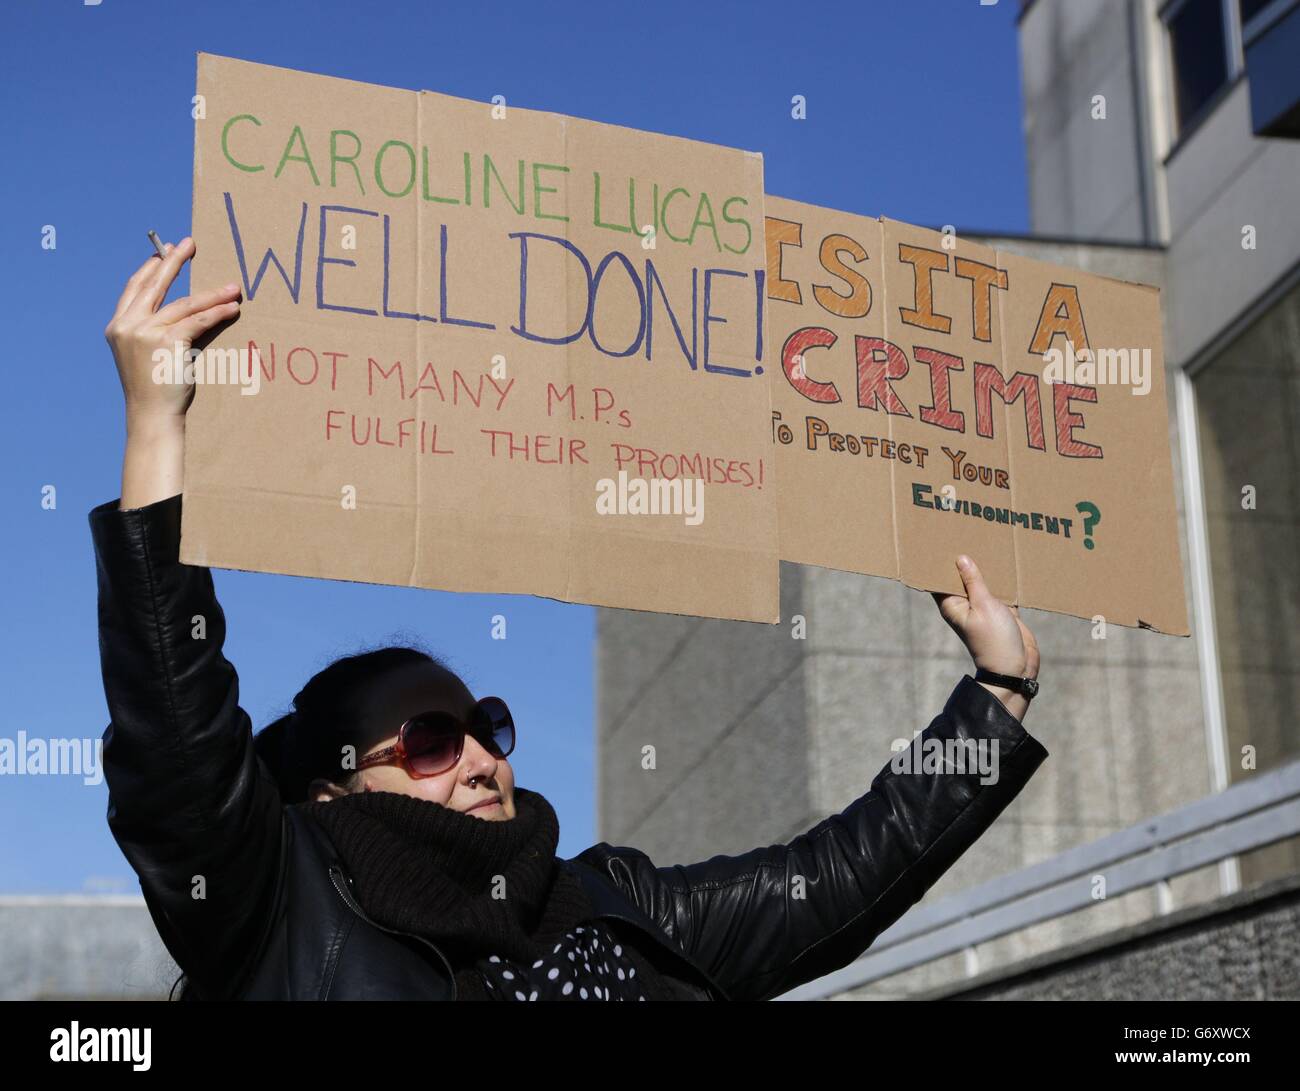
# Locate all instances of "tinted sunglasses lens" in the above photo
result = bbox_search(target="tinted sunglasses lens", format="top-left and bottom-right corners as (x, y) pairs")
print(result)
(402, 715), (461, 774)
(477, 697), (515, 757)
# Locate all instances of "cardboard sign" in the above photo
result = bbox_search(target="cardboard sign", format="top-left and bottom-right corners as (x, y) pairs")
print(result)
(181, 55), (1188, 633)
(182, 54), (779, 622)
(765, 196), (1189, 635)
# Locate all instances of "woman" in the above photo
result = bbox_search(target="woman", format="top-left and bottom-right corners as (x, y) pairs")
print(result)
(93, 237), (1047, 1001)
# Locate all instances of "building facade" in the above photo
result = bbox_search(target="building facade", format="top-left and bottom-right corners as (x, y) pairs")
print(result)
(595, 0), (1300, 998)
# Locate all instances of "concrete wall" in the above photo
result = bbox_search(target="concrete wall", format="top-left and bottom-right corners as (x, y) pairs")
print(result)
(0, 898), (176, 1000)
(927, 874), (1300, 1001)
(1163, 77), (1300, 364)
(596, 562), (815, 862)
(1019, 0), (1157, 243)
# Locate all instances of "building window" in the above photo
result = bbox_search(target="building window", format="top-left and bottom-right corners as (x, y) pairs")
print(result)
(1238, 0), (1273, 28)
(1165, 0), (1232, 133)
(1192, 281), (1300, 887)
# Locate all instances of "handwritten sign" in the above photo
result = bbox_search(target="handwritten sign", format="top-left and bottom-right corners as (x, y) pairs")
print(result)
(182, 55), (1188, 633)
(182, 54), (779, 622)
(765, 197), (1188, 634)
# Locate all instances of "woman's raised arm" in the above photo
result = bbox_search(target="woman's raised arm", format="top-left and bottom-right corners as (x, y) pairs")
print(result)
(93, 241), (279, 999)
(576, 557), (1046, 1001)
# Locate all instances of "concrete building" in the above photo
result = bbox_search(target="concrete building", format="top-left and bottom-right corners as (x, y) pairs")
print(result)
(596, 0), (1300, 999)
(0, 897), (177, 1001)
(1018, 0), (1300, 890)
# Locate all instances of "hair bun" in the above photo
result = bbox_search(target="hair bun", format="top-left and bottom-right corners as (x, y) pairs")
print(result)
(253, 712), (295, 784)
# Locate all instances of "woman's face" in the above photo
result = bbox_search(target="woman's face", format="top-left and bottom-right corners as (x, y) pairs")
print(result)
(312, 661), (517, 820)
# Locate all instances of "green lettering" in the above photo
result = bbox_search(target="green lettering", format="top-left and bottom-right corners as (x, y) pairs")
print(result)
(483, 155), (525, 214)
(532, 163), (570, 222)
(375, 139), (415, 198)
(329, 130), (365, 194)
(275, 125), (320, 184)
(592, 172), (633, 233)
(687, 191), (721, 251)
(420, 146), (460, 204)
(222, 114), (263, 173)
(721, 195), (752, 255)
(661, 187), (690, 243)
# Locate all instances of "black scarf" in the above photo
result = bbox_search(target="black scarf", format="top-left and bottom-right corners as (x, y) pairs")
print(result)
(302, 786), (599, 998)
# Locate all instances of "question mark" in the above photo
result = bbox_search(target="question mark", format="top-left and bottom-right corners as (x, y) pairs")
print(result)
(1075, 501), (1101, 550)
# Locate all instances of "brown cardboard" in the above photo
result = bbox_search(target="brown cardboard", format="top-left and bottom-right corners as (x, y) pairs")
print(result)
(182, 55), (1189, 633)
(765, 196), (1189, 635)
(182, 54), (778, 622)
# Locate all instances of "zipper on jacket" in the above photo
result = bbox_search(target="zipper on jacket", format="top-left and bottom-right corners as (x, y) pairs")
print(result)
(328, 865), (459, 998)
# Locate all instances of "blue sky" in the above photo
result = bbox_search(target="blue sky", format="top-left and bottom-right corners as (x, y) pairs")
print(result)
(0, 0), (1028, 891)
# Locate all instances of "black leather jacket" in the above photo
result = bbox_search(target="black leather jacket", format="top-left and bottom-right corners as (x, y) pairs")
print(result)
(90, 493), (1048, 1001)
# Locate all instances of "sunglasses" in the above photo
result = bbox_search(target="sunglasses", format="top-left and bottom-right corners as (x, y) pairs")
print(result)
(355, 696), (515, 779)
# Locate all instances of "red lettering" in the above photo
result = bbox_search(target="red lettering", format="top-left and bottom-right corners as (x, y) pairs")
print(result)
(782, 327), (840, 403)
(973, 363), (1046, 450)
(915, 346), (965, 433)
(854, 336), (911, 416)
(1052, 383), (1102, 458)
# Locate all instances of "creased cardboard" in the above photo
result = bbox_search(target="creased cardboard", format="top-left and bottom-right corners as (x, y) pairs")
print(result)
(182, 54), (1189, 634)
(765, 196), (1189, 635)
(182, 54), (779, 623)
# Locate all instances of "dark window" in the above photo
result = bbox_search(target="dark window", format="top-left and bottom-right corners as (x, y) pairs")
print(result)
(1168, 0), (1230, 131)
(1239, 0), (1273, 27)
(1193, 281), (1300, 888)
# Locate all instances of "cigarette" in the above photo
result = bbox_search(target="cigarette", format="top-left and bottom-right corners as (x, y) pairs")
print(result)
(147, 230), (168, 259)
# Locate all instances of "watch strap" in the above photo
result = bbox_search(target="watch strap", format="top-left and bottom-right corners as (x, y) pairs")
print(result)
(974, 668), (1040, 699)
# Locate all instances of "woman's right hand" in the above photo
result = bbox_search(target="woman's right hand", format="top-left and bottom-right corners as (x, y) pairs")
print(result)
(105, 236), (241, 427)
(107, 236), (242, 508)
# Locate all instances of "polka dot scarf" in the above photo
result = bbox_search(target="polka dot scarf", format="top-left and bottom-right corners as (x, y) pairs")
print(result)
(477, 921), (649, 1001)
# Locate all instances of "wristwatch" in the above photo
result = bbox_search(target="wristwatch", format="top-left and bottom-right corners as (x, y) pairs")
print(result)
(974, 668), (1040, 699)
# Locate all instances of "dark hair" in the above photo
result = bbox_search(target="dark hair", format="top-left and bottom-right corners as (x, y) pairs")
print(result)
(253, 644), (463, 806)
(169, 644), (460, 1001)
